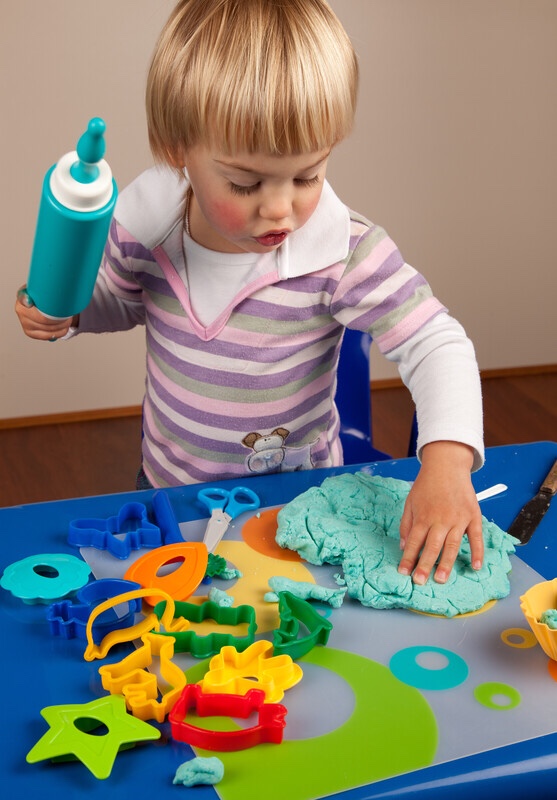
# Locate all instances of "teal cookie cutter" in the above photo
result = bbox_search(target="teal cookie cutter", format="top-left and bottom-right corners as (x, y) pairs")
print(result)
(68, 502), (162, 559)
(153, 598), (257, 658)
(0, 552), (91, 604)
(47, 578), (142, 644)
(272, 591), (333, 660)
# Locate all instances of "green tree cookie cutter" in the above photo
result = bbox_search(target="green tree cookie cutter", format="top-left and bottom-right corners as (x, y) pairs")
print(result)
(272, 591), (333, 660)
(153, 598), (257, 658)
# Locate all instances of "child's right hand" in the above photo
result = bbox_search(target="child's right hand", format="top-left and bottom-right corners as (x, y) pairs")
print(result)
(14, 286), (76, 341)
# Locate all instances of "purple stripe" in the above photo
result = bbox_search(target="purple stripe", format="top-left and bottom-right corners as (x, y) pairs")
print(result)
(147, 370), (333, 436)
(148, 315), (341, 374)
(332, 272), (428, 325)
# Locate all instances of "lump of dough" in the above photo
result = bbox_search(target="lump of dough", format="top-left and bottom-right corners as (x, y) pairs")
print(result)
(276, 472), (516, 618)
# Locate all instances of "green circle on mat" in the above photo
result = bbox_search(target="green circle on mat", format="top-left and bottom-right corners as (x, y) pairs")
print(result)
(186, 647), (438, 800)
(474, 681), (521, 710)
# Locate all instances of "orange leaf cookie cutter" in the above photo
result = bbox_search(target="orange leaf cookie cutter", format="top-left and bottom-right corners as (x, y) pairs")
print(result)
(124, 542), (208, 606)
(99, 632), (187, 722)
(198, 639), (303, 703)
(169, 684), (287, 751)
(84, 588), (182, 661)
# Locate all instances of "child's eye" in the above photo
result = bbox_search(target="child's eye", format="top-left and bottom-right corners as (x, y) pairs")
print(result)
(295, 176), (321, 188)
(229, 182), (260, 196)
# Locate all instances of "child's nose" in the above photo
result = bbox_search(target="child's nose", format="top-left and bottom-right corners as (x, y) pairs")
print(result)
(259, 188), (292, 223)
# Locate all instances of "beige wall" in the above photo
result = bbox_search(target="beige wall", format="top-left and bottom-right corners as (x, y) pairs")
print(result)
(1, 0), (555, 420)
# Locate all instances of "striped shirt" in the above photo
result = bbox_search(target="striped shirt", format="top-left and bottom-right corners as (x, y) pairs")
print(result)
(77, 167), (476, 488)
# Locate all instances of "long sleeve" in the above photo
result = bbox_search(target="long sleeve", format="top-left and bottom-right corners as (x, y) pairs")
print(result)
(385, 312), (484, 470)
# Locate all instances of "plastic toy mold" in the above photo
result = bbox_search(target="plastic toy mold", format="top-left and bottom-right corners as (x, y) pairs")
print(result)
(99, 632), (187, 722)
(169, 685), (287, 751)
(272, 591), (333, 660)
(26, 694), (160, 780)
(124, 542), (208, 606)
(84, 588), (189, 661)
(153, 599), (257, 658)
(198, 640), (303, 702)
(47, 578), (142, 643)
(520, 578), (557, 660)
(68, 502), (162, 559)
(0, 552), (91, 604)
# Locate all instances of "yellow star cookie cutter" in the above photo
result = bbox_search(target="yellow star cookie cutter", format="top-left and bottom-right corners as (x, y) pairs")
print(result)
(98, 632), (187, 723)
(198, 639), (303, 703)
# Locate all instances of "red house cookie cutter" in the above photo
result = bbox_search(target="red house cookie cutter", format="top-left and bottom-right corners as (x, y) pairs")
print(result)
(169, 684), (287, 751)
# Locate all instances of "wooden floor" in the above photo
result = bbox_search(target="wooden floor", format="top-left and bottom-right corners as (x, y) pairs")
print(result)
(1, 373), (556, 508)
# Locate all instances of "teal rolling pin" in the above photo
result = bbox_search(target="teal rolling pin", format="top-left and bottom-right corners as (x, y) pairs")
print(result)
(26, 117), (118, 318)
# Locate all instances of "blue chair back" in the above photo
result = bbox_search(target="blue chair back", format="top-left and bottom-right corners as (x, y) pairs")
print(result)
(336, 328), (417, 464)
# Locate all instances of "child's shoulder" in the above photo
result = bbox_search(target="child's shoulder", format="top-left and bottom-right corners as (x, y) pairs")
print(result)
(114, 166), (187, 249)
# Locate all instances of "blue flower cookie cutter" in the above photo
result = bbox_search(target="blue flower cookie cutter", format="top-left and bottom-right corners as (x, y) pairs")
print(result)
(47, 578), (142, 644)
(68, 502), (162, 559)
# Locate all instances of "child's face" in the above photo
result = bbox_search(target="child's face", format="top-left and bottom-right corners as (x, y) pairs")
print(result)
(182, 145), (331, 254)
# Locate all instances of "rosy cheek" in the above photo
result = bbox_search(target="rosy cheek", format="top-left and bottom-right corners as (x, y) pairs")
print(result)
(209, 199), (248, 234)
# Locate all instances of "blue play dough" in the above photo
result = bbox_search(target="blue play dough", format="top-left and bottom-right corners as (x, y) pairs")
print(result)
(276, 472), (516, 617)
(173, 756), (224, 786)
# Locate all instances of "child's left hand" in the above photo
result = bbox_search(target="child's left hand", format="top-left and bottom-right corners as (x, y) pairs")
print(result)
(397, 440), (483, 584)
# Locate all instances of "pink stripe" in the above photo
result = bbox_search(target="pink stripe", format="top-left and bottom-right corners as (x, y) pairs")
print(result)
(341, 235), (398, 292)
(374, 298), (445, 353)
(148, 355), (334, 419)
(143, 402), (247, 479)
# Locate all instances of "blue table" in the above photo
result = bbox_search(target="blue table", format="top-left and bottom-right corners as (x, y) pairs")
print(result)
(1, 442), (557, 799)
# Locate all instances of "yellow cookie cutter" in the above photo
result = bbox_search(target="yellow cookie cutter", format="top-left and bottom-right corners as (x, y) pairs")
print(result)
(520, 578), (557, 661)
(99, 632), (187, 722)
(199, 639), (303, 703)
(84, 588), (185, 661)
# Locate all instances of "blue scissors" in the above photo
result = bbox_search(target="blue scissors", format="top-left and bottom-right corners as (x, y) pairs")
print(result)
(198, 486), (261, 552)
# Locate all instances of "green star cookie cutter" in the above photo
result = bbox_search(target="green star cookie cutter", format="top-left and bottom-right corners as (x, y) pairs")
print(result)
(26, 694), (160, 780)
(153, 598), (257, 658)
(272, 591), (333, 660)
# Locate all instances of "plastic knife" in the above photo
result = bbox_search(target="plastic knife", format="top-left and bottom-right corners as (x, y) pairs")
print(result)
(507, 459), (557, 544)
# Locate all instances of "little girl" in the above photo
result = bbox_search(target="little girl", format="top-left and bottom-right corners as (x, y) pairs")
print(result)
(15, 0), (484, 586)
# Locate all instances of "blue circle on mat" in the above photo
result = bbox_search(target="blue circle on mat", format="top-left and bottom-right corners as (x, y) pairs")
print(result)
(389, 646), (469, 690)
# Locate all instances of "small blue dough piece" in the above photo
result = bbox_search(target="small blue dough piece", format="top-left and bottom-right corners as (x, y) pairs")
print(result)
(173, 756), (225, 787)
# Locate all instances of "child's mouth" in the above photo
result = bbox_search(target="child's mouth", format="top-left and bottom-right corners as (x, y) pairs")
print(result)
(254, 231), (288, 247)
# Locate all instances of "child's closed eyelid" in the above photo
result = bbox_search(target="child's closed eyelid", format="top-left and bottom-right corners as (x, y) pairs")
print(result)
(228, 182), (260, 196)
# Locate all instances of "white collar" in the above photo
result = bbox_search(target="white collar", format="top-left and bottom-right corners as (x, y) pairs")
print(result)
(116, 166), (351, 278)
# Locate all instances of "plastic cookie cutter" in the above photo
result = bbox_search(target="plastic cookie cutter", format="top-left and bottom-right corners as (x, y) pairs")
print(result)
(153, 599), (257, 658)
(198, 639), (303, 703)
(272, 591), (333, 660)
(83, 587), (186, 661)
(99, 632), (187, 723)
(169, 684), (287, 751)
(152, 490), (185, 544)
(198, 486), (260, 553)
(0, 552), (91, 604)
(47, 578), (142, 643)
(26, 694), (160, 780)
(520, 578), (557, 660)
(68, 502), (162, 559)
(124, 542), (208, 606)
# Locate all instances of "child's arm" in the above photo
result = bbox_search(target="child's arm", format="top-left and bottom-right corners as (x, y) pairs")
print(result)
(397, 440), (483, 584)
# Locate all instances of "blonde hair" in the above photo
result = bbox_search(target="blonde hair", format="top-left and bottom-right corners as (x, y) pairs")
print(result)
(146, 0), (358, 163)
